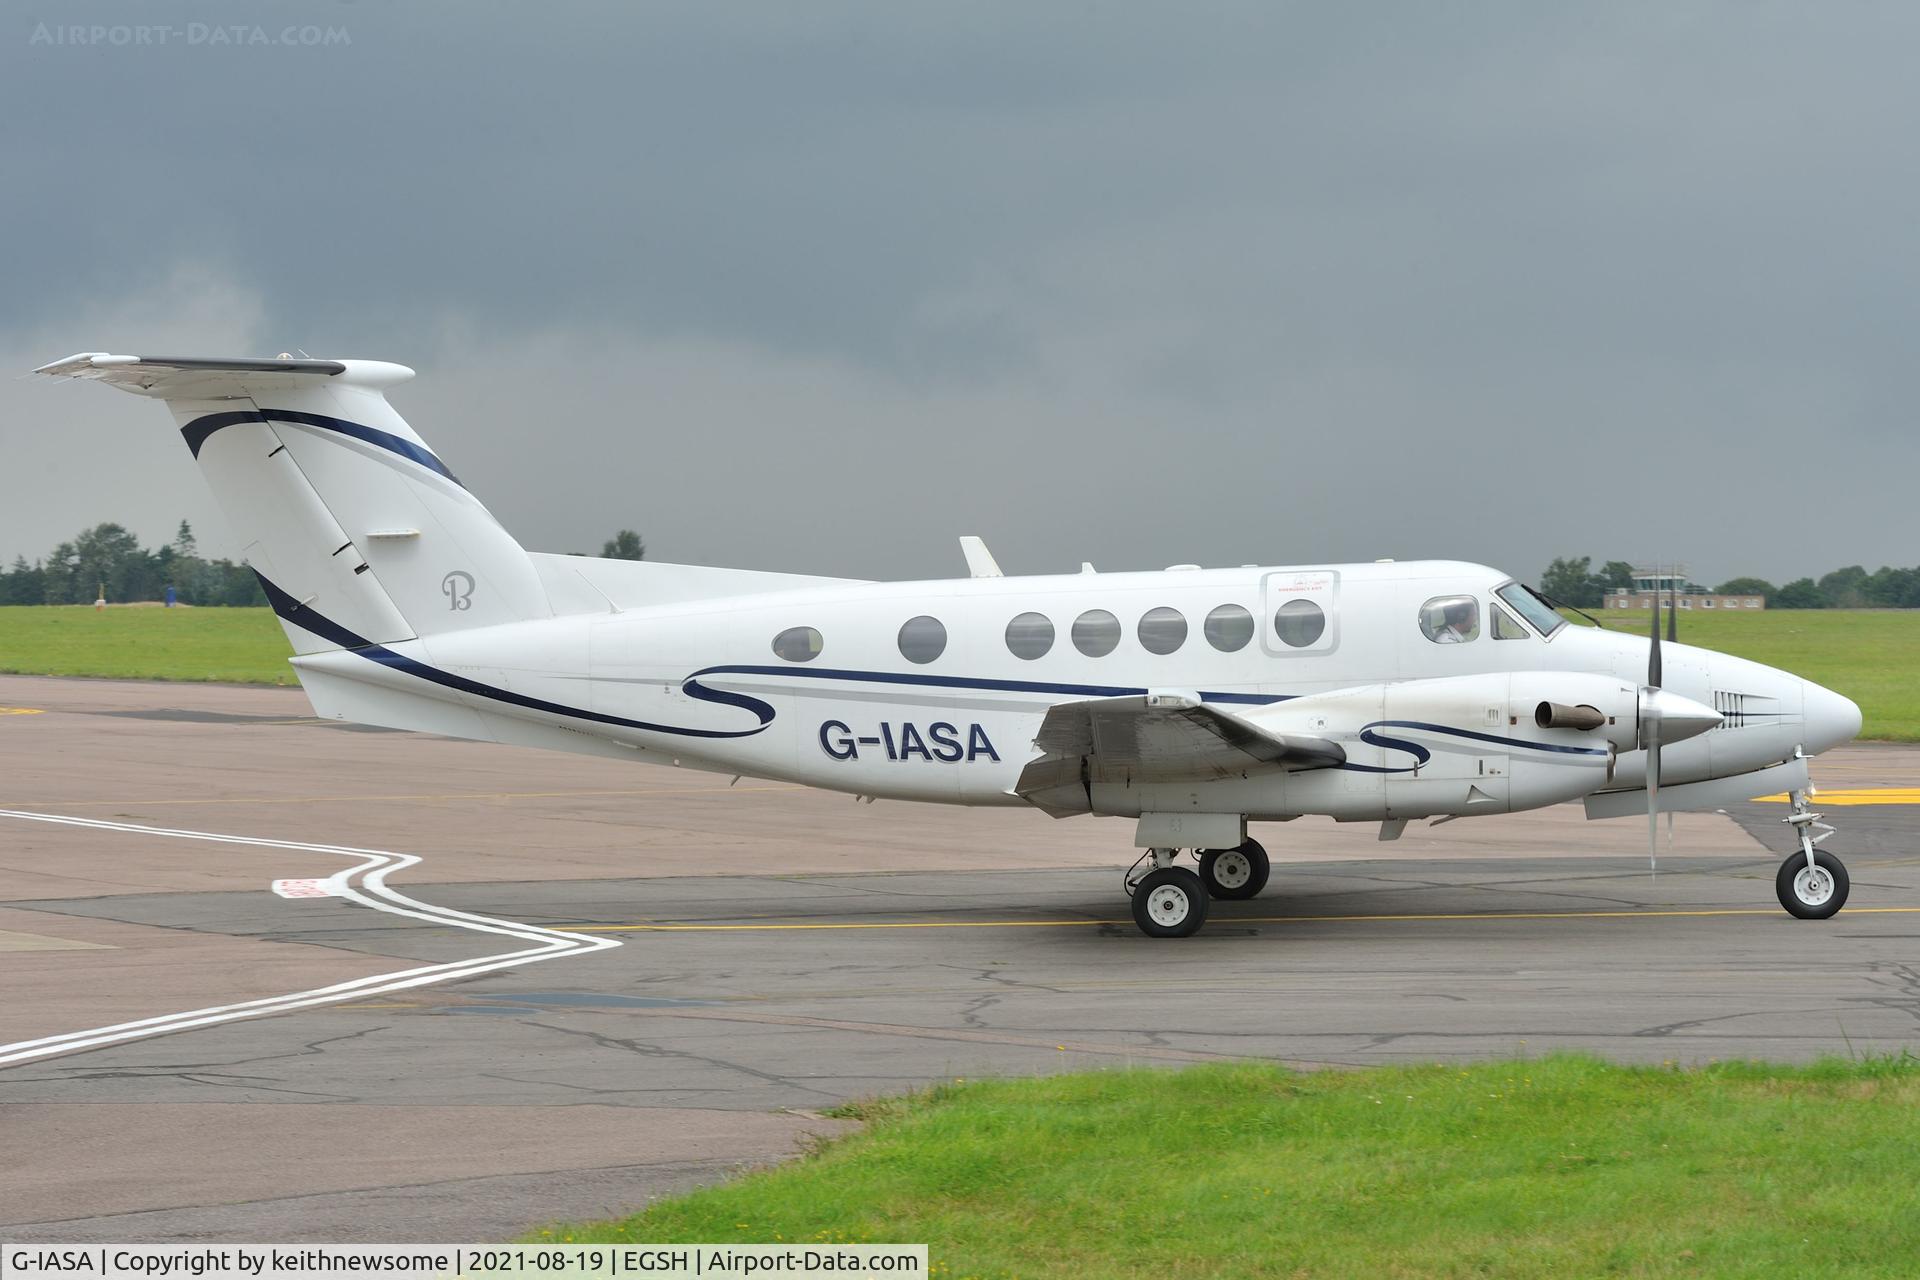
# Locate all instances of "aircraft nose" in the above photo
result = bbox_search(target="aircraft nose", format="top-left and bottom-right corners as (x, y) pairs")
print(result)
(1803, 680), (1863, 753)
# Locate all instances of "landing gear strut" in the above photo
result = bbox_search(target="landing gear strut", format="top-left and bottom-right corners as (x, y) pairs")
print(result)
(1776, 788), (1848, 920)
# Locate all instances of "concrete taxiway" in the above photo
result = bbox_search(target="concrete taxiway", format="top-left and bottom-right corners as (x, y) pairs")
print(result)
(1, 672), (1915, 1241)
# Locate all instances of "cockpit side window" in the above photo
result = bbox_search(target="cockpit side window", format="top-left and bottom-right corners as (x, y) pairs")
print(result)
(1491, 603), (1528, 640)
(1420, 595), (1479, 644)
(1496, 582), (1566, 637)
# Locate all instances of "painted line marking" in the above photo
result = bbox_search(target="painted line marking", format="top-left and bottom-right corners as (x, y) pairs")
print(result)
(2, 784), (805, 809)
(0, 707), (46, 716)
(1755, 789), (1920, 806)
(0, 810), (620, 1068)
(271, 877), (337, 899)
(570, 906), (1920, 933)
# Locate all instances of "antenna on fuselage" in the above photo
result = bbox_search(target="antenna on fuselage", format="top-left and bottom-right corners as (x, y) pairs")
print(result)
(958, 536), (1003, 579)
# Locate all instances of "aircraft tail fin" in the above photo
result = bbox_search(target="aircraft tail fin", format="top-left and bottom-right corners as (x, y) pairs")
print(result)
(36, 353), (552, 654)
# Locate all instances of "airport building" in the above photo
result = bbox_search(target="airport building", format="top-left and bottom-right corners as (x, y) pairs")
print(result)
(1604, 565), (1765, 611)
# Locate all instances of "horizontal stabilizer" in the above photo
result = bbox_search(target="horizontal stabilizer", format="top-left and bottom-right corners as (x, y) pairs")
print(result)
(35, 352), (412, 398)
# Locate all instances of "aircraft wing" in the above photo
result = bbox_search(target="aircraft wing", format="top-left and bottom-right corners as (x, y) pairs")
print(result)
(1014, 693), (1344, 816)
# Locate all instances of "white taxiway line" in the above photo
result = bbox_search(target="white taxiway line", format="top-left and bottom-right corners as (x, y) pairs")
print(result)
(0, 809), (621, 1067)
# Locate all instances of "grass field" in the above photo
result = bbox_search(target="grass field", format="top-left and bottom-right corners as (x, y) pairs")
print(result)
(0, 605), (294, 684)
(0, 604), (1913, 738)
(1585, 608), (1919, 741)
(537, 1054), (1920, 1278)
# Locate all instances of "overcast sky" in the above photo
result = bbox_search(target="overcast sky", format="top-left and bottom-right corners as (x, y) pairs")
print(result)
(4, 1), (1917, 586)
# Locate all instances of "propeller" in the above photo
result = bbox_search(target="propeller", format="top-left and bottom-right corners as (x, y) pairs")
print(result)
(1647, 582), (1662, 874)
(1664, 572), (1677, 851)
(1640, 565), (1723, 871)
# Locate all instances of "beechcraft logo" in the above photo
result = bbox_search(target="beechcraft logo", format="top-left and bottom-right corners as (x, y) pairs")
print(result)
(441, 570), (475, 611)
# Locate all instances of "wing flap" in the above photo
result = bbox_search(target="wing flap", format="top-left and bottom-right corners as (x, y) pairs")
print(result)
(1016, 694), (1344, 816)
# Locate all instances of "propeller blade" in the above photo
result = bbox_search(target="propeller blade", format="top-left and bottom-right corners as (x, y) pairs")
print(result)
(1649, 579), (1663, 688)
(1646, 727), (1661, 876)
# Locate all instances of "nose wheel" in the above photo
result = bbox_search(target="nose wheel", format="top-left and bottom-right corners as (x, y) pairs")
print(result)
(1776, 787), (1848, 920)
(1777, 848), (1849, 919)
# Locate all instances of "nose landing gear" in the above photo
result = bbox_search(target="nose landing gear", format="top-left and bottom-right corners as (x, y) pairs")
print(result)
(1775, 788), (1848, 920)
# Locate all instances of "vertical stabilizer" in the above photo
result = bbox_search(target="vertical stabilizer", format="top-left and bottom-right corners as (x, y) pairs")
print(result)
(36, 354), (552, 654)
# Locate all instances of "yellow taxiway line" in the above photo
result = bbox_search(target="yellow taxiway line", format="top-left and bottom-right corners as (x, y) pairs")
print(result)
(572, 905), (1920, 933)
(1755, 788), (1920, 806)
(0, 707), (47, 716)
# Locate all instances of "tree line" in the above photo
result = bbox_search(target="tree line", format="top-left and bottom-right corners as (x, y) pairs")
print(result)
(1539, 556), (1920, 610)
(2, 522), (266, 606)
(1, 522), (651, 607)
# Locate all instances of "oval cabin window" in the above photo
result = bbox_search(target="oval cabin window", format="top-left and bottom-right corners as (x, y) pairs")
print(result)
(771, 626), (823, 662)
(897, 615), (947, 664)
(1072, 609), (1122, 657)
(1006, 612), (1055, 660)
(1274, 599), (1326, 649)
(1204, 603), (1255, 652)
(1137, 606), (1188, 655)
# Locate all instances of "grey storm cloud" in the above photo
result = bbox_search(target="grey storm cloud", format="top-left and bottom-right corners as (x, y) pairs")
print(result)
(4, 1), (1918, 585)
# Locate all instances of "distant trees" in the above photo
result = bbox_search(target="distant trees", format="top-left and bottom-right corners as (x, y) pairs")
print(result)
(1714, 577), (1777, 597)
(0, 521), (265, 606)
(1541, 558), (1920, 610)
(600, 530), (646, 561)
(1772, 579), (1825, 609)
(1598, 561), (1636, 592)
(1539, 557), (1607, 608)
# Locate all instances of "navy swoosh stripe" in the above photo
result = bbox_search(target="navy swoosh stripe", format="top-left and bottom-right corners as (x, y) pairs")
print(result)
(1345, 726), (1433, 774)
(683, 663), (1290, 707)
(1375, 720), (1611, 756)
(181, 408), (464, 489)
(256, 574), (774, 740)
(1342, 719), (1611, 774)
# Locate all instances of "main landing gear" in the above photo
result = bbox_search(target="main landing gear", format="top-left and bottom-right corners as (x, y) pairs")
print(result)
(1125, 839), (1270, 938)
(1776, 789), (1849, 920)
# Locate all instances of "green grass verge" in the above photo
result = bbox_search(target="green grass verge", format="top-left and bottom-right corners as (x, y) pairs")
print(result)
(0, 605), (293, 684)
(1583, 609), (1920, 741)
(537, 1054), (1920, 1278)
(0, 605), (1913, 740)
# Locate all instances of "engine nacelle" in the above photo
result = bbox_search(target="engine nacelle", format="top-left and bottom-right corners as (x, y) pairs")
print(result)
(1237, 670), (1637, 819)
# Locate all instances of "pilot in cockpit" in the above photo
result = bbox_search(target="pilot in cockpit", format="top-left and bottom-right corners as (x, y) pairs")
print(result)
(1429, 599), (1478, 644)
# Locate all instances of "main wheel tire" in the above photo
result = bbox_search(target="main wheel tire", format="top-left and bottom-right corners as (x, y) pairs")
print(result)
(1199, 839), (1270, 900)
(1776, 849), (1849, 920)
(1130, 867), (1210, 938)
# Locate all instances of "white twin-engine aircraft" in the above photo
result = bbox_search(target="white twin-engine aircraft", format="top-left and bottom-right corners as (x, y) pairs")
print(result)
(39, 354), (1865, 937)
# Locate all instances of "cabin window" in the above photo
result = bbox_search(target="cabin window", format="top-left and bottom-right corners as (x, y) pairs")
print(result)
(771, 626), (823, 662)
(1137, 606), (1188, 655)
(1072, 609), (1122, 657)
(1274, 598), (1327, 649)
(1204, 603), (1255, 652)
(1419, 595), (1479, 644)
(1006, 612), (1055, 660)
(1491, 603), (1528, 640)
(897, 615), (947, 664)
